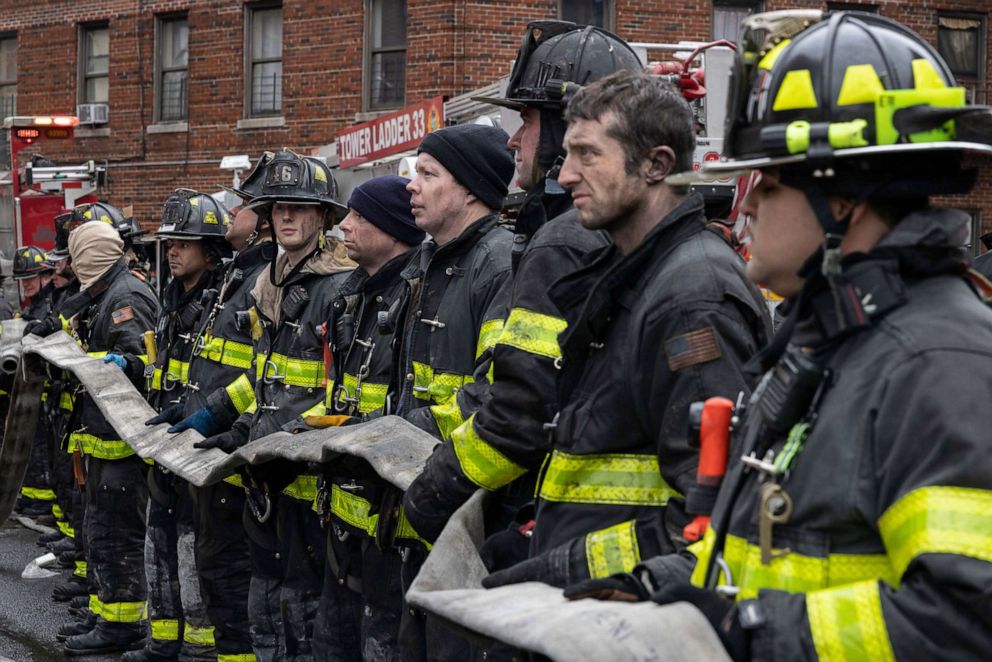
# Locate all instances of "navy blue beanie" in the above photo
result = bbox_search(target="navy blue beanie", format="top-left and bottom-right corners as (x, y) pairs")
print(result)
(347, 175), (425, 246)
(418, 124), (514, 211)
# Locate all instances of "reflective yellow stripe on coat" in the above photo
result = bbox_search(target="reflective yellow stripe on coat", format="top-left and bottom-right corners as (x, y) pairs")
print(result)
(538, 450), (680, 506)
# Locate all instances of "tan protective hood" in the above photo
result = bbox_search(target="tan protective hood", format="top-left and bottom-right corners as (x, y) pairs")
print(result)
(68, 221), (124, 291)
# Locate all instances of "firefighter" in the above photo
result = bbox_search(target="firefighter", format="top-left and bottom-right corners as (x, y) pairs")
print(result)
(0, 263), (13, 319)
(565, 12), (992, 661)
(34, 203), (140, 611)
(161, 152), (273, 662)
(195, 150), (353, 662)
(482, 69), (770, 591)
(386, 123), (515, 660)
(13, 244), (54, 319)
(402, 21), (643, 566)
(42, 250), (86, 605)
(116, 190), (231, 662)
(60, 220), (158, 656)
(310, 175), (424, 661)
(13, 245), (59, 521)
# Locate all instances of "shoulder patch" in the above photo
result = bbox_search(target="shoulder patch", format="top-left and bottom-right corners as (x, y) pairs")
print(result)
(111, 306), (134, 325)
(665, 326), (721, 371)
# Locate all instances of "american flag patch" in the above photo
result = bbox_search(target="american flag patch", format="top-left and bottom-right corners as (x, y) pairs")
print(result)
(111, 306), (134, 325)
(666, 326), (721, 371)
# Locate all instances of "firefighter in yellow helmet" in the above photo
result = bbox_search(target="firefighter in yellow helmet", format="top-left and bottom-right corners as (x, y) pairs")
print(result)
(564, 10), (992, 661)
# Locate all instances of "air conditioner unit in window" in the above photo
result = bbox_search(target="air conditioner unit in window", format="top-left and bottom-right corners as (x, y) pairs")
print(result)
(76, 103), (109, 125)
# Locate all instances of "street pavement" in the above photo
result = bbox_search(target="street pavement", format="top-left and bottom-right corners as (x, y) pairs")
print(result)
(0, 518), (116, 661)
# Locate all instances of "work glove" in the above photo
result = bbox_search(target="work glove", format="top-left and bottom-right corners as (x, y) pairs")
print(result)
(103, 352), (144, 382)
(650, 583), (751, 662)
(280, 414), (358, 434)
(305, 414), (358, 428)
(401, 443), (480, 546)
(481, 539), (585, 589)
(194, 421), (249, 454)
(168, 406), (221, 436)
(25, 316), (60, 338)
(479, 521), (533, 573)
(145, 403), (186, 427)
(563, 571), (653, 602)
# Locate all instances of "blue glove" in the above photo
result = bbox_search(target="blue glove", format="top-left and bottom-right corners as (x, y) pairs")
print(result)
(146, 403), (185, 427)
(103, 353), (128, 370)
(169, 406), (220, 437)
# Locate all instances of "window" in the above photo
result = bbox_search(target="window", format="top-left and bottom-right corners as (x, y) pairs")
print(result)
(712, 1), (761, 42)
(155, 15), (188, 122)
(937, 14), (986, 103)
(366, 0), (406, 110)
(0, 35), (15, 118)
(79, 24), (109, 104)
(559, 0), (615, 30)
(246, 5), (282, 117)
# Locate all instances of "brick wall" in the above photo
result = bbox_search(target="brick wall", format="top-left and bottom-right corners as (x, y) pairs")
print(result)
(0, 0), (988, 240)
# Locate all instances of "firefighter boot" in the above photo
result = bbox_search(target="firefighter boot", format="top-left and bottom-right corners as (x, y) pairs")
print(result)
(121, 646), (179, 662)
(48, 536), (77, 554)
(63, 622), (145, 656)
(37, 531), (64, 547)
(52, 577), (89, 602)
(57, 613), (98, 642)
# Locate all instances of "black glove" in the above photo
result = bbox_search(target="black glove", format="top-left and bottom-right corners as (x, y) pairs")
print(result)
(479, 523), (532, 573)
(481, 539), (583, 589)
(401, 443), (480, 545)
(146, 403), (185, 427)
(26, 317), (60, 338)
(563, 571), (653, 603)
(194, 421), (250, 454)
(651, 583), (751, 662)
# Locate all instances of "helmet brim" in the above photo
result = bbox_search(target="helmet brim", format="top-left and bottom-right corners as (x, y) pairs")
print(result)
(470, 95), (526, 111)
(702, 141), (992, 176)
(470, 95), (563, 111)
(220, 184), (254, 202)
(246, 196), (350, 222)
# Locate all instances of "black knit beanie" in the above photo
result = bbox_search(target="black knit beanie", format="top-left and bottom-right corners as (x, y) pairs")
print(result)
(417, 124), (514, 211)
(347, 175), (425, 246)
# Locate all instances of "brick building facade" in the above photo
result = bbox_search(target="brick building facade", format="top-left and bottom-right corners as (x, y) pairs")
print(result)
(0, 0), (988, 246)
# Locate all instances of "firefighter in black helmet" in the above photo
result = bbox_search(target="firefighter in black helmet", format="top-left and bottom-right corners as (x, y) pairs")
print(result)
(196, 149), (353, 661)
(402, 21), (643, 588)
(160, 152), (275, 662)
(13, 245), (54, 319)
(565, 12), (992, 661)
(119, 190), (231, 662)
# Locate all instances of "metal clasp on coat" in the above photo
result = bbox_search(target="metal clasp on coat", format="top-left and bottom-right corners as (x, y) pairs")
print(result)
(262, 359), (286, 384)
(420, 317), (445, 331)
(244, 486), (272, 523)
(714, 554), (739, 598)
(162, 371), (182, 391)
(191, 334), (208, 357)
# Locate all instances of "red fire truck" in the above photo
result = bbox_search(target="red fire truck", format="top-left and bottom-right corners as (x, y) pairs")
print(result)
(0, 115), (106, 262)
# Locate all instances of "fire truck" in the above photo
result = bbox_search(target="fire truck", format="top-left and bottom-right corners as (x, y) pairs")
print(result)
(0, 115), (106, 263)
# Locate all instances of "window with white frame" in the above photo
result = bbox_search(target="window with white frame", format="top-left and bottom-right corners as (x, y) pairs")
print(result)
(156, 15), (188, 122)
(366, 0), (406, 110)
(79, 24), (109, 104)
(712, 1), (761, 42)
(0, 35), (15, 118)
(246, 5), (282, 117)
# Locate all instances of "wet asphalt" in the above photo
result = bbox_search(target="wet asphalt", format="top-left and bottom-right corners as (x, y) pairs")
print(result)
(0, 518), (117, 662)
